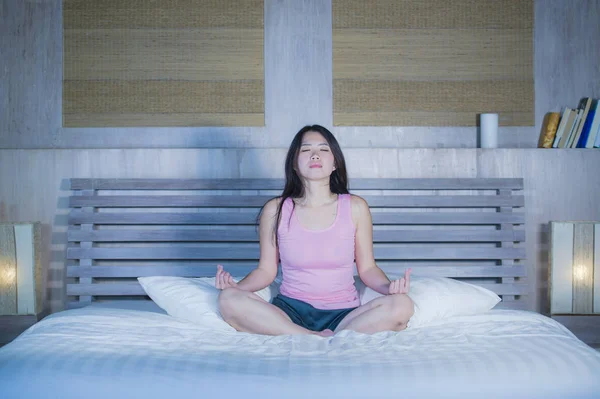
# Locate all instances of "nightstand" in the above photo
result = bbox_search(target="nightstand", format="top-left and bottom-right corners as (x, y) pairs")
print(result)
(549, 222), (600, 348)
(551, 315), (600, 348)
(0, 315), (39, 347)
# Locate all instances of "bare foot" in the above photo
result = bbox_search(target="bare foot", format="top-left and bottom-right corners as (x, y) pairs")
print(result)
(316, 329), (335, 337)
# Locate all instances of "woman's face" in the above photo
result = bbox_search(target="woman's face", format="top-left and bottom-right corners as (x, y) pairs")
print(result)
(295, 130), (336, 181)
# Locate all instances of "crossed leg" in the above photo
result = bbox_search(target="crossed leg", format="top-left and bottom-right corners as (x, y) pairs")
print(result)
(334, 293), (414, 334)
(218, 287), (333, 336)
(219, 288), (413, 336)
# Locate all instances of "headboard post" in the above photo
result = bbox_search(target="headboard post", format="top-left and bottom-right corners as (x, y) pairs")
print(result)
(75, 188), (94, 306)
(498, 188), (516, 302)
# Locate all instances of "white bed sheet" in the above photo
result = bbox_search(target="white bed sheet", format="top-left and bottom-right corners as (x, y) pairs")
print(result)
(0, 302), (599, 399)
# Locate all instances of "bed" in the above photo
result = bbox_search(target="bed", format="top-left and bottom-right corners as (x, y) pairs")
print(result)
(1, 178), (599, 399)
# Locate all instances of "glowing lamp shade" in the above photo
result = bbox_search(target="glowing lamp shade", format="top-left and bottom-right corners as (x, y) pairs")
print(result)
(550, 222), (600, 315)
(0, 223), (43, 316)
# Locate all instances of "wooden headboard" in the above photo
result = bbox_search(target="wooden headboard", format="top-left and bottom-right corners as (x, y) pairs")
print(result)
(66, 178), (526, 310)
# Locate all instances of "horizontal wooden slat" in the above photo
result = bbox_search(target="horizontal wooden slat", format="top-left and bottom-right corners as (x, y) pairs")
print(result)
(66, 300), (150, 310)
(67, 264), (525, 278)
(373, 247), (526, 260)
(388, 265), (526, 278)
(69, 195), (272, 208)
(70, 178), (524, 191)
(68, 229), (260, 243)
(67, 281), (527, 296)
(68, 212), (259, 225)
(372, 229), (526, 243)
(69, 194), (525, 208)
(67, 246), (525, 260)
(494, 301), (528, 310)
(70, 260), (522, 269)
(67, 264), (257, 278)
(68, 211), (525, 226)
(67, 282), (145, 296)
(452, 283), (526, 296)
(66, 246), (262, 260)
(67, 228), (525, 243)
(350, 178), (524, 190)
(70, 178), (286, 190)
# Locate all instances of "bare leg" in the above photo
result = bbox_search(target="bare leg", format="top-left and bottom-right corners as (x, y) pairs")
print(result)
(334, 294), (414, 334)
(218, 287), (332, 336)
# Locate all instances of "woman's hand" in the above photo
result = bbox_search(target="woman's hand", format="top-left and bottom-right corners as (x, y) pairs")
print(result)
(215, 264), (238, 290)
(388, 268), (411, 295)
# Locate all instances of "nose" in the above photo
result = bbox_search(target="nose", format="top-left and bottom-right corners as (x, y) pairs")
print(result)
(310, 151), (320, 160)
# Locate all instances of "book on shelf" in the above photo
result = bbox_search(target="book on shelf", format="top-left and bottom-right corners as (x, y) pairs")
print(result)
(565, 108), (582, 148)
(552, 108), (572, 148)
(557, 108), (577, 148)
(570, 97), (592, 148)
(550, 97), (600, 149)
(582, 99), (600, 148)
(538, 112), (560, 148)
(576, 98), (597, 147)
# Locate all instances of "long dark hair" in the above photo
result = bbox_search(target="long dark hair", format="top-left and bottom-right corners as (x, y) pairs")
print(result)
(257, 124), (349, 246)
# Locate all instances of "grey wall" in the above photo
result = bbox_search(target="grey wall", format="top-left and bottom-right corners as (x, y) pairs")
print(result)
(1, 0), (599, 313)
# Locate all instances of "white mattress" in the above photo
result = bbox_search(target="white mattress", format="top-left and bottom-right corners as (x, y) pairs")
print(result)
(0, 302), (599, 399)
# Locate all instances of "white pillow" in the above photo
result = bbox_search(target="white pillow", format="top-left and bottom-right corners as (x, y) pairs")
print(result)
(358, 276), (501, 328)
(137, 276), (272, 331)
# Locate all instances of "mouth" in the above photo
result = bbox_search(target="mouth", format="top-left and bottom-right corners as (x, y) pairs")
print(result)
(309, 164), (322, 168)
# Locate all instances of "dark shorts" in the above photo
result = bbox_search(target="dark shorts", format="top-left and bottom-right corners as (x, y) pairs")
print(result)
(271, 294), (357, 332)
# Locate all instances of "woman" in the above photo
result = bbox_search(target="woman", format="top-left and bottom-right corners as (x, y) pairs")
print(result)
(216, 124), (414, 336)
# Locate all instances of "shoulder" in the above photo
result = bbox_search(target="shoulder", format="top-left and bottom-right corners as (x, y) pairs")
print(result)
(349, 194), (371, 225)
(262, 197), (283, 217)
(350, 194), (369, 211)
(259, 197), (285, 231)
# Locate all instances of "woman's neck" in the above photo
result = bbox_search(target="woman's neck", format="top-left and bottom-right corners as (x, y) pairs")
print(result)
(296, 180), (337, 208)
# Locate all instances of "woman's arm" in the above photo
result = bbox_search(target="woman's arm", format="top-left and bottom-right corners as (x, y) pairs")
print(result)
(352, 195), (410, 295)
(352, 195), (391, 295)
(220, 197), (280, 292)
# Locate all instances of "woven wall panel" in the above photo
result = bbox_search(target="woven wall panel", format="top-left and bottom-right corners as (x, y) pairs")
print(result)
(64, 29), (263, 81)
(335, 81), (533, 126)
(63, 0), (264, 127)
(63, 0), (263, 29)
(333, 0), (534, 126)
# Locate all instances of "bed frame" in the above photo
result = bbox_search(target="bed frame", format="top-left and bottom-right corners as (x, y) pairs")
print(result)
(66, 178), (527, 310)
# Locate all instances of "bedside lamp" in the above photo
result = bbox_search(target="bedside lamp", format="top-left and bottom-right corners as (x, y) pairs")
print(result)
(550, 221), (599, 314)
(0, 223), (43, 316)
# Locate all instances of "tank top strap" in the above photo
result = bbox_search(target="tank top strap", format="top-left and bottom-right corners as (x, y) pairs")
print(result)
(277, 196), (295, 234)
(336, 193), (354, 230)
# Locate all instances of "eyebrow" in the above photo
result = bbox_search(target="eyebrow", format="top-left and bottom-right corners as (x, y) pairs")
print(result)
(300, 142), (330, 146)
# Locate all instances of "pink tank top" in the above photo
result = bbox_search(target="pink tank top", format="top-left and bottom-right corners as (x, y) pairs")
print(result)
(277, 194), (360, 310)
